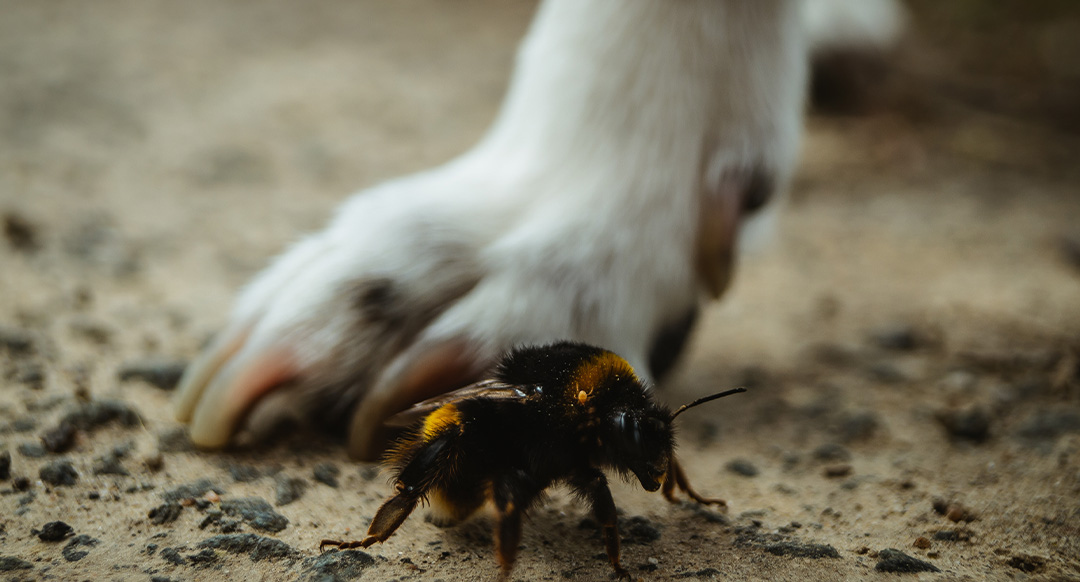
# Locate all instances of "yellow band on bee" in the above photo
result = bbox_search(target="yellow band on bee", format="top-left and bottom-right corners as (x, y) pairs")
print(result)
(422, 403), (462, 439)
(567, 351), (638, 404)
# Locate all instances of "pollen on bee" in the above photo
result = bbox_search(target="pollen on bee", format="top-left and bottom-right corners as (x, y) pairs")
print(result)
(577, 390), (588, 405)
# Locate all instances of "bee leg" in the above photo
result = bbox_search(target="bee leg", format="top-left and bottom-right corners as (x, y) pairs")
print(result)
(664, 457), (726, 508)
(319, 492), (420, 552)
(491, 471), (544, 580)
(572, 470), (630, 580)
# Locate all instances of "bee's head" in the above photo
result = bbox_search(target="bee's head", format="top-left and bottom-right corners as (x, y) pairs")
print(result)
(609, 407), (674, 492)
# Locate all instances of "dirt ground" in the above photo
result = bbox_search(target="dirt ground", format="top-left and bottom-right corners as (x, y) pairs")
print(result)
(2, 1), (1079, 581)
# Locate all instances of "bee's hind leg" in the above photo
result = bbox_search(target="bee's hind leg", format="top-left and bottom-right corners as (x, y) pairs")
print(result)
(320, 492), (420, 551)
(491, 470), (546, 581)
(662, 456), (726, 508)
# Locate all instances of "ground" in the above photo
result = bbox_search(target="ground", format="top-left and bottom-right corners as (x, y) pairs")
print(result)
(1, 1), (1079, 581)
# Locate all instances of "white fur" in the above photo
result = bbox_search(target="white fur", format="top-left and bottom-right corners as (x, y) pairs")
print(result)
(175, 0), (901, 457)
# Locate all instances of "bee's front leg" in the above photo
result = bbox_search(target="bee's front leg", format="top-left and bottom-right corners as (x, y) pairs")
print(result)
(571, 470), (630, 580)
(662, 456), (726, 507)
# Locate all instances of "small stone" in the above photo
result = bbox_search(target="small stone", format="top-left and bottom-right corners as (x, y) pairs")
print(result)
(159, 547), (186, 565)
(1006, 554), (1046, 573)
(812, 443), (851, 462)
(313, 463), (340, 488)
(144, 453), (165, 472)
(0, 556), (33, 571)
(198, 533), (301, 561)
(163, 478), (222, 503)
(39, 459), (79, 486)
(228, 464), (261, 483)
(117, 359), (188, 391)
(823, 464), (852, 478)
(34, 520), (74, 542)
(220, 497), (289, 533)
(763, 541), (840, 559)
(149, 502), (184, 525)
(61, 534), (99, 562)
(0, 451), (10, 480)
(92, 453), (129, 476)
(12, 476), (30, 491)
(157, 427), (194, 452)
(0, 326), (35, 354)
(870, 325), (923, 351)
(874, 548), (940, 573)
(3, 211), (40, 252)
(275, 475), (307, 506)
(936, 406), (991, 443)
(726, 458), (759, 477)
(301, 549), (376, 581)
(61, 399), (141, 431)
(40, 421), (78, 453)
(17, 442), (46, 458)
(912, 537), (931, 549)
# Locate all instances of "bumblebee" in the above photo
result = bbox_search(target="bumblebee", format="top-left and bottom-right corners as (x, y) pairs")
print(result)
(321, 341), (745, 580)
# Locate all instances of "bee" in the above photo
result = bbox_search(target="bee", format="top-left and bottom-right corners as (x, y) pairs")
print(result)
(320, 341), (745, 580)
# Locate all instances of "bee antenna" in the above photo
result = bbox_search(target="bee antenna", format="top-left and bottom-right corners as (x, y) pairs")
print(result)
(669, 387), (747, 421)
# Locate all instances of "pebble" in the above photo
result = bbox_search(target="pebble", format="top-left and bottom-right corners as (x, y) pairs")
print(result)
(823, 464), (852, 478)
(157, 427), (195, 453)
(912, 536), (931, 549)
(275, 475), (307, 506)
(117, 359), (189, 391)
(228, 464), (261, 483)
(935, 406), (991, 443)
(0, 556), (33, 571)
(163, 478), (222, 503)
(0, 450), (9, 480)
(726, 458), (760, 477)
(61, 534), (99, 562)
(220, 497), (289, 533)
(198, 533), (301, 561)
(313, 463), (341, 488)
(301, 549), (376, 581)
(2, 211), (40, 251)
(39, 459), (79, 486)
(874, 548), (940, 573)
(812, 443), (851, 463)
(17, 442), (46, 458)
(148, 502), (184, 525)
(870, 324), (923, 351)
(34, 520), (74, 542)
(40, 421), (78, 453)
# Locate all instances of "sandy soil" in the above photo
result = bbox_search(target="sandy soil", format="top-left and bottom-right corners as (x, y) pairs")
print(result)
(2, 1), (1079, 581)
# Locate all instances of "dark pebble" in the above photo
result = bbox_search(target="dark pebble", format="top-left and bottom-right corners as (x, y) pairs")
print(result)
(823, 464), (852, 478)
(39, 459), (78, 486)
(199, 510), (223, 529)
(34, 520), (74, 542)
(812, 443), (851, 463)
(149, 502), (184, 525)
(17, 442), (46, 458)
(1015, 410), (1080, 442)
(40, 421), (78, 453)
(12, 476), (30, 491)
(12, 416), (38, 433)
(3, 211), (40, 251)
(88, 491), (100, 500)
(313, 463), (340, 488)
(92, 451), (129, 476)
(874, 548), (940, 573)
(0, 450), (10, 480)
(187, 548), (219, 566)
(622, 516), (661, 544)
(163, 478), (222, 503)
(931, 530), (969, 542)
(726, 458), (760, 477)
(0, 556), (33, 571)
(837, 411), (879, 442)
(13, 362), (45, 389)
(198, 533), (301, 561)
(870, 325), (922, 351)
(61, 399), (141, 432)
(936, 406), (991, 443)
(220, 497), (289, 533)
(159, 547), (187, 565)
(150, 577), (174, 582)
(117, 359), (188, 391)
(228, 464), (261, 483)
(763, 541), (840, 559)
(359, 465), (380, 481)
(61, 534), (99, 562)
(275, 475), (307, 506)
(157, 427), (195, 453)
(0, 325), (35, 354)
(1006, 554), (1046, 573)
(301, 549), (376, 581)
(675, 567), (722, 578)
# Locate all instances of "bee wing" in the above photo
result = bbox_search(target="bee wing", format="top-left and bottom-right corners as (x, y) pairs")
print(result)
(383, 379), (539, 428)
